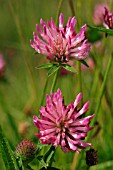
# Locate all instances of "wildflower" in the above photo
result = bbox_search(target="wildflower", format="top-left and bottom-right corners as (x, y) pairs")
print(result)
(103, 7), (113, 29)
(0, 53), (6, 78)
(30, 13), (91, 64)
(93, 3), (109, 25)
(33, 89), (95, 153)
(16, 139), (36, 164)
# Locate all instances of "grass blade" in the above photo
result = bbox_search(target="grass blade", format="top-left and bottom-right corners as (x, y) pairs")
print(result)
(0, 91), (20, 141)
(0, 126), (19, 170)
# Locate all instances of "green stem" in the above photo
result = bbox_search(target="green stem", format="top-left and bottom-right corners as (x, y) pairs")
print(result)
(51, 67), (60, 92)
(76, 53), (113, 170)
(55, 0), (64, 26)
(68, 0), (76, 16)
(40, 0), (63, 106)
(91, 52), (112, 115)
(68, 0), (83, 104)
(91, 52), (113, 126)
(85, 53), (113, 143)
(68, 2), (83, 170)
(77, 62), (83, 105)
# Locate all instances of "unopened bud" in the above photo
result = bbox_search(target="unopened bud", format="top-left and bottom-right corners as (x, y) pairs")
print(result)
(86, 148), (98, 166)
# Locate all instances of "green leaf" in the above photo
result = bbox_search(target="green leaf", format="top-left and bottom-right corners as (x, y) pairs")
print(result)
(87, 29), (102, 43)
(0, 126), (19, 170)
(36, 63), (53, 69)
(26, 165), (34, 170)
(43, 146), (55, 164)
(48, 65), (60, 76)
(87, 25), (113, 35)
(62, 64), (77, 73)
(79, 60), (89, 67)
(37, 156), (47, 168)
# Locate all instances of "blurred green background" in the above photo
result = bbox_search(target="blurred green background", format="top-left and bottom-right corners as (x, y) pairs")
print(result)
(0, 0), (113, 169)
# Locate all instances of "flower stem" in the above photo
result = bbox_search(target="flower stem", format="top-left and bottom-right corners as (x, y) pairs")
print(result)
(51, 67), (60, 92)
(91, 52), (113, 126)
(55, 0), (64, 26)
(68, 0), (83, 105)
(68, 2), (83, 169)
(75, 54), (112, 170)
(68, 0), (76, 16)
(77, 62), (83, 105)
(39, 0), (63, 107)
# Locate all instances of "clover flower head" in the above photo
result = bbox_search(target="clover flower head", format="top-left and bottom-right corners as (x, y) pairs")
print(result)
(103, 7), (113, 29)
(33, 89), (95, 153)
(30, 13), (91, 63)
(93, 3), (109, 25)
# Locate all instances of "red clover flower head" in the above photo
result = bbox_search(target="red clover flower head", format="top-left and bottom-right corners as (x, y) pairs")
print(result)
(30, 13), (91, 63)
(103, 7), (113, 29)
(93, 3), (109, 25)
(33, 89), (95, 153)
